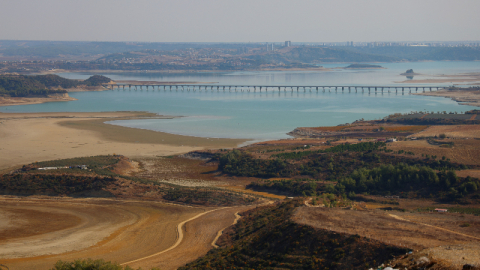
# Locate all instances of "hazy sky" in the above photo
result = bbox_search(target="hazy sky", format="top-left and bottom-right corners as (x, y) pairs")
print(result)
(1, 0), (479, 42)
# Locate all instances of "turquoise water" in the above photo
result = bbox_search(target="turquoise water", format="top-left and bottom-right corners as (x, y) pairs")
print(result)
(56, 61), (480, 87)
(1, 61), (479, 140)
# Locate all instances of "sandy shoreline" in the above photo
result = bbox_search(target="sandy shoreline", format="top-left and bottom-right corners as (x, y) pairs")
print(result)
(396, 72), (480, 84)
(414, 89), (480, 107)
(0, 111), (246, 171)
(0, 93), (78, 107)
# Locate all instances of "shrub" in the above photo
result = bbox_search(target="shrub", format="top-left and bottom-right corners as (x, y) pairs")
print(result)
(51, 258), (160, 270)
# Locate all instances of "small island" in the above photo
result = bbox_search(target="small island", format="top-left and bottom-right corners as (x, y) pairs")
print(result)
(343, 63), (384, 69)
(400, 69), (421, 76)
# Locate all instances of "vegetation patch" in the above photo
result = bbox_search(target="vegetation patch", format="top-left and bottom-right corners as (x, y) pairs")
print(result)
(0, 74), (110, 97)
(51, 258), (159, 270)
(10, 155), (261, 206)
(0, 174), (115, 196)
(273, 141), (386, 160)
(163, 187), (257, 206)
(179, 199), (409, 270)
(336, 164), (480, 202)
(216, 146), (468, 181)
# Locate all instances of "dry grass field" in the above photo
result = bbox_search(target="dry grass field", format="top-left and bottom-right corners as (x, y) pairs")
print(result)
(412, 125), (480, 139)
(293, 206), (480, 267)
(133, 156), (223, 187)
(0, 196), (251, 270)
(311, 124), (428, 133)
(387, 139), (480, 166)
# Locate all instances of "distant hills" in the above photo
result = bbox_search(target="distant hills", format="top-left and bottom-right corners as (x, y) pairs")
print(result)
(1, 41), (480, 63)
(1, 41), (480, 73)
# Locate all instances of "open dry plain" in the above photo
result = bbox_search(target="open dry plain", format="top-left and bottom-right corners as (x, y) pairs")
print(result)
(387, 139), (480, 166)
(411, 125), (480, 139)
(0, 196), (253, 270)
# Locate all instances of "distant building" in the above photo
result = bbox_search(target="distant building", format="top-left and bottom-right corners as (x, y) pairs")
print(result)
(237, 47), (248, 54)
(435, 208), (448, 213)
(266, 43), (274, 51)
(285, 41), (291, 47)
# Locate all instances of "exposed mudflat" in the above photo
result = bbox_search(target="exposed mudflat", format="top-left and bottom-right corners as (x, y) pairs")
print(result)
(0, 197), (200, 269)
(0, 196), (254, 270)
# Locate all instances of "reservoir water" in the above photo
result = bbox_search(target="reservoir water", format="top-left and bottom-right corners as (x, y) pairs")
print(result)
(1, 61), (479, 140)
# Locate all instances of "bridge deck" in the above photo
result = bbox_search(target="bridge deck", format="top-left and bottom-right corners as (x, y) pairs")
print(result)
(107, 84), (446, 93)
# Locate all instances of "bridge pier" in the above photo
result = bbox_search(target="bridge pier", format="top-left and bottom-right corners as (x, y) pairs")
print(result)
(107, 84), (444, 96)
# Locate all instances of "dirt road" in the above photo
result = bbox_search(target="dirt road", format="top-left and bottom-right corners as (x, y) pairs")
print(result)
(125, 206), (254, 270)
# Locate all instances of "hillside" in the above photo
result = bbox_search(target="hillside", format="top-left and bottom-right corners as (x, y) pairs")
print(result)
(179, 199), (409, 270)
(1, 155), (260, 207)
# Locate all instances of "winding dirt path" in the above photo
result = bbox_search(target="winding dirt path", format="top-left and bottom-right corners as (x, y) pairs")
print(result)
(121, 208), (226, 266)
(389, 213), (480, 241)
(126, 206), (255, 270)
(211, 211), (242, 248)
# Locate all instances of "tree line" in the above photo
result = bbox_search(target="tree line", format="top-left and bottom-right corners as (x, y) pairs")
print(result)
(217, 147), (467, 181)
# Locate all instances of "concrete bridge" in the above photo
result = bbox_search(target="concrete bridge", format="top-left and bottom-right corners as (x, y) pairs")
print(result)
(107, 84), (445, 94)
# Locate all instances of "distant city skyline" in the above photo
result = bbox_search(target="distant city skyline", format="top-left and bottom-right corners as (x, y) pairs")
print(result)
(1, 0), (479, 43)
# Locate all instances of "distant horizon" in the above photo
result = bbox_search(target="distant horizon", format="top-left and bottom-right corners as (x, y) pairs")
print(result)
(2, 39), (480, 44)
